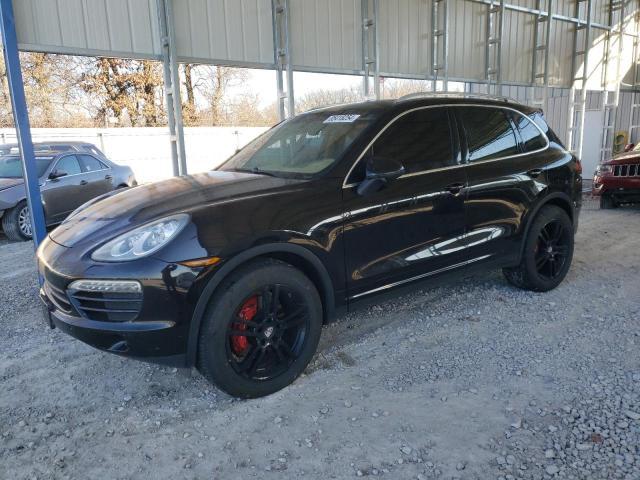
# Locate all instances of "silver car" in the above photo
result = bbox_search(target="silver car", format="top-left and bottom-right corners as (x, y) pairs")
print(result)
(0, 150), (136, 241)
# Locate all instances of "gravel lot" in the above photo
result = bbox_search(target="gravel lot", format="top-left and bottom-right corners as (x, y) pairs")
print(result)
(1, 203), (639, 480)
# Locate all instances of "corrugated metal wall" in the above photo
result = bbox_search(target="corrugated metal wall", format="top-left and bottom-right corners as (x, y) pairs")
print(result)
(11, 0), (639, 89)
(289, 0), (362, 73)
(7, 0), (640, 145)
(13, 0), (161, 59)
(171, 0), (274, 66)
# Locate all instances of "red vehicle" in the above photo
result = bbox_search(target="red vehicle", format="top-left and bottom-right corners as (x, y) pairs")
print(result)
(593, 144), (640, 209)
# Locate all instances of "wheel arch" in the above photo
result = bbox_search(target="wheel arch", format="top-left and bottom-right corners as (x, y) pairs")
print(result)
(186, 243), (336, 367)
(518, 192), (574, 258)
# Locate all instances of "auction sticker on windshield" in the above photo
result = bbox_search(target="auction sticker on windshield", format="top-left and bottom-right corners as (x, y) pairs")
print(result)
(323, 114), (360, 123)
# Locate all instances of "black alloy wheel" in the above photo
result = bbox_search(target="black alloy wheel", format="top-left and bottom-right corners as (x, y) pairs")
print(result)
(198, 258), (322, 398)
(226, 284), (310, 381)
(503, 205), (574, 292)
(533, 219), (571, 280)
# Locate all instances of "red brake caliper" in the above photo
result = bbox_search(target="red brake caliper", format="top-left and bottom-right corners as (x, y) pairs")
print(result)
(231, 296), (258, 356)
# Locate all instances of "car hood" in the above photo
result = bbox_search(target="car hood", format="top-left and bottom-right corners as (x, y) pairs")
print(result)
(608, 151), (640, 164)
(0, 177), (24, 192)
(49, 170), (304, 248)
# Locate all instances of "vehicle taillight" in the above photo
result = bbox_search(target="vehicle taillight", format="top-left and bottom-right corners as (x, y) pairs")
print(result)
(575, 158), (582, 176)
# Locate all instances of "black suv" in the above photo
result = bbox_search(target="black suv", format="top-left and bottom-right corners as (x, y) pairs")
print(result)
(38, 94), (582, 398)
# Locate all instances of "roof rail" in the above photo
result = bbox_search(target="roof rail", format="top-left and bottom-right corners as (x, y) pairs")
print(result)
(398, 91), (515, 103)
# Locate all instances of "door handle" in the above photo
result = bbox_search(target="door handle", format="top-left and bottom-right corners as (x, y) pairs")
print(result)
(80, 180), (88, 185)
(105, 174), (113, 180)
(444, 182), (465, 195)
(527, 168), (543, 178)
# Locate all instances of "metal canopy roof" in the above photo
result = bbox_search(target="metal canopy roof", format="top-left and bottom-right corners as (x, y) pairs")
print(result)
(10, 0), (639, 88)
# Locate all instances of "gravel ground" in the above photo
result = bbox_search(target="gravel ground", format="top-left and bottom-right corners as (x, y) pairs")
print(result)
(1, 203), (639, 480)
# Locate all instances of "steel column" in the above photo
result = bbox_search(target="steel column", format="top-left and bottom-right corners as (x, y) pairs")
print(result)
(0, 0), (47, 247)
(567, 0), (592, 157)
(598, 0), (625, 162)
(485, 0), (505, 95)
(156, 0), (180, 177)
(361, 0), (380, 100)
(629, 2), (640, 144)
(157, 0), (187, 176)
(431, 0), (449, 91)
(272, 0), (295, 119)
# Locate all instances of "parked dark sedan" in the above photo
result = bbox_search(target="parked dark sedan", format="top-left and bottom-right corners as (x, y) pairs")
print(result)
(38, 94), (582, 398)
(0, 150), (136, 240)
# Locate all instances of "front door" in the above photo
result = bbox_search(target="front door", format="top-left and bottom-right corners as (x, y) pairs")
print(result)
(342, 106), (468, 301)
(42, 154), (87, 223)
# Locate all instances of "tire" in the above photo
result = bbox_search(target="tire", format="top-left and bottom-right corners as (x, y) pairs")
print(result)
(599, 195), (617, 209)
(503, 205), (574, 292)
(197, 258), (323, 398)
(2, 201), (32, 241)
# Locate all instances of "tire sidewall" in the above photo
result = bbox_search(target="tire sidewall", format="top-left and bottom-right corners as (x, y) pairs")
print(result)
(198, 260), (322, 398)
(2, 201), (31, 241)
(522, 206), (574, 291)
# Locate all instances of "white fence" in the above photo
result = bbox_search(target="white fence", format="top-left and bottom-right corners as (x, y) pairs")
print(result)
(0, 127), (269, 183)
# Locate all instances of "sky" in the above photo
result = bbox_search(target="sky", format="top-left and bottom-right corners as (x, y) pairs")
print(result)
(227, 69), (364, 108)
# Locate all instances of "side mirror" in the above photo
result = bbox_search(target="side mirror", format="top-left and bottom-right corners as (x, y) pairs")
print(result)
(356, 156), (405, 196)
(624, 143), (635, 152)
(49, 169), (68, 180)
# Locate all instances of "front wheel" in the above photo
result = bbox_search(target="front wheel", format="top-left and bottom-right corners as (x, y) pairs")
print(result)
(197, 258), (323, 398)
(503, 205), (574, 292)
(2, 201), (32, 241)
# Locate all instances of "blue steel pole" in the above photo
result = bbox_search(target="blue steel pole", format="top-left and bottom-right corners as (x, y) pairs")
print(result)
(0, 0), (47, 246)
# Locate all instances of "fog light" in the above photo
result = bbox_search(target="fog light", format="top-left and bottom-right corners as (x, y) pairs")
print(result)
(68, 279), (142, 293)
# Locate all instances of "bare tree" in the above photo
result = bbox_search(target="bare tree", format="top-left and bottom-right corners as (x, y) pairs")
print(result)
(295, 85), (363, 113)
(79, 58), (164, 127)
(380, 78), (431, 99)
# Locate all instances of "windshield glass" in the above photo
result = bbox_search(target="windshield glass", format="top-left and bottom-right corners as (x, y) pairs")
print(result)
(219, 110), (378, 179)
(0, 155), (54, 178)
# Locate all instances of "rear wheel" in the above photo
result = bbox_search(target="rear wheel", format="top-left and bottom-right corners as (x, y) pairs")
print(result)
(197, 258), (322, 398)
(503, 205), (574, 292)
(2, 201), (32, 241)
(599, 195), (617, 209)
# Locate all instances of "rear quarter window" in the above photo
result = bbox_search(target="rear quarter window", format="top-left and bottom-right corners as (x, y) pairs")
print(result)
(459, 107), (519, 162)
(513, 112), (547, 152)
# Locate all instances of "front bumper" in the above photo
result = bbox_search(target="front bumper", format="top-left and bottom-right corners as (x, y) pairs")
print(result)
(37, 236), (199, 366)
(40, 288), (185, 366)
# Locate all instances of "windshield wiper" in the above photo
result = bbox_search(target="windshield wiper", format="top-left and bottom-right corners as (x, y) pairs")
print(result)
(233, 167), (279, 178)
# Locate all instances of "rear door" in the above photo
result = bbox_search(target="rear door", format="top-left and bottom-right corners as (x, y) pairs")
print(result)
(454, 105), (550, 264)
(343, 106), (469, 301)
(78, 154), (113, 197)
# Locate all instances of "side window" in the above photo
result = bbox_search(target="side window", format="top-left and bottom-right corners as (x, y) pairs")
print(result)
(55, 155), (82, 176)
(460, 107), (519, 162)
(513, 112), (547, 152)
(79, 154), (107, 172)
(83, 145), (104, 157)
(370, 108), (454, 175)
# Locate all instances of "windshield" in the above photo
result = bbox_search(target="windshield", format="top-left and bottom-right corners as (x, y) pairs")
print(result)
(219, 110), (378, 179)
(0, 155), (54, 178)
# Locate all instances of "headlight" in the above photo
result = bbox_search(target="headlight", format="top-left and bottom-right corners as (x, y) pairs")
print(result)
(595, 164), (612, 174)
(91, 214), (189, 262)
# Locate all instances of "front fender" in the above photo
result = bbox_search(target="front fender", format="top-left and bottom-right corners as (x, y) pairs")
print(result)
(185, 242), (336, 367)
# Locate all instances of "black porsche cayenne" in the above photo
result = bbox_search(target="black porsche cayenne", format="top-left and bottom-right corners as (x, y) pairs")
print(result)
(38, 94), (582, 398)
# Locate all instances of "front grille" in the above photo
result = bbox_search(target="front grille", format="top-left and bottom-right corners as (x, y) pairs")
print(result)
(613, 164), (640, 177)
(68, 290), (143, 322)
(44, 281), (75, 314)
